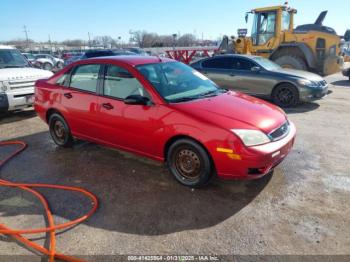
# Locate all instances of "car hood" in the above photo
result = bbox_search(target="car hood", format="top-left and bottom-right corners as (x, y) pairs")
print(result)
(171, 91), (287, 133)
(0, 67), (53, 81)
(273, 68), (324, 82)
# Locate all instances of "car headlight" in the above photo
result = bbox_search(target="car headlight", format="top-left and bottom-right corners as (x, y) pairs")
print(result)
(297, 79), (318, 88)
(0, 81), (9, 92)
(231, 129), (271, 147)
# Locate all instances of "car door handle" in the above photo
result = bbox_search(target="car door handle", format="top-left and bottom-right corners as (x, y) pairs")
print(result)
(102, 103), (114, 110)
(64, 93), (73, 99)
(230, 73), (235, 77)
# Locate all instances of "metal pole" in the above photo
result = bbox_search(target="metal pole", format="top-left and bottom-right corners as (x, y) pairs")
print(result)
(23, 25), (29, 49)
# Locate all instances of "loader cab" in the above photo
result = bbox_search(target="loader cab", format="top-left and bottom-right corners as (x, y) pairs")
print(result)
(249, 6), (296, 50)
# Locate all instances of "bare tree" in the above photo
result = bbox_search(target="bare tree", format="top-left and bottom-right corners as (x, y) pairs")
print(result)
(129, 30), (159, 48)
(3, 38), (34, 49)
(61, 39), (84, 47)
(177, 34), (196, 47)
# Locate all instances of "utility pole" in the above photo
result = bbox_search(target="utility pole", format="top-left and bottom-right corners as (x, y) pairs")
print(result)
(48, 34), (52, 53)
(23, 25), (29, 49)
(88, 32), (91, 48)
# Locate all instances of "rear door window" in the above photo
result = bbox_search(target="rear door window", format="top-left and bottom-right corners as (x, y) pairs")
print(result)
(69, 64), (101, 93)
(202, 57), (235, 69)
(103, 65), (150, 99)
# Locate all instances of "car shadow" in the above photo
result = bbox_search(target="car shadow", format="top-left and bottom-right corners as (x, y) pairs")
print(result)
(0, 109), (37, 124)
(284, 102), (320, 114)
(0, 131), (272, 236)
(331, 80), (350, 87)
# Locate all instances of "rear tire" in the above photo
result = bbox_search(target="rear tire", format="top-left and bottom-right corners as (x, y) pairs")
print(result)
(167, 138), (214, 188)
(274, 55), (307, 71)
(272, 83), (299, 108)
(49, 113), (74, 147)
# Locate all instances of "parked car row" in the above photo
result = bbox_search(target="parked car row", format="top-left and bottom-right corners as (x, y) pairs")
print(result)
(0, 44), (331, 188)
(22, 52), (64, 71)
(62, 48), (149, 67)
(191, 55), (329, 107)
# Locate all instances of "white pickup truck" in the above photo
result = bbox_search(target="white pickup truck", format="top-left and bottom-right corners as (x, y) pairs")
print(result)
(0, 45), (53, 117)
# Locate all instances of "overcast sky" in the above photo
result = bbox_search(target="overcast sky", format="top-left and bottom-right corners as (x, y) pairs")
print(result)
(0, 0), (348, 42)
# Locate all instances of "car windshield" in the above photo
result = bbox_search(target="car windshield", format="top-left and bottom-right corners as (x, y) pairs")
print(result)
(85, 51), (114, 58)
(253, 57), (281, 71)
(24, 53), (35, 59)
(137, 61), (225, 103)
(0, 49), (30, 68)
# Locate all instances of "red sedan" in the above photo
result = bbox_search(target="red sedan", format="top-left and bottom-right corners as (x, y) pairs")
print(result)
(35, 56), (296, 187)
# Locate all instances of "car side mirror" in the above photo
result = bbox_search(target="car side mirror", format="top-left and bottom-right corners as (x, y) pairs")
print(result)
(251, 66), (261, 72)
(124, 95), (150, 105)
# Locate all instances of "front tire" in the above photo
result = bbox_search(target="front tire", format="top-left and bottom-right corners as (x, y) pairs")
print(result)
(272, 83), (299, 108)
(49, 113), (74, 147)
(167, 139), (214, 188)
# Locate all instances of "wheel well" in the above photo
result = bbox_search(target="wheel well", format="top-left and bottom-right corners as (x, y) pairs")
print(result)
(272, 82), (299, 99)
(163, 135), (214, 164)
(46, 108), (62, 123)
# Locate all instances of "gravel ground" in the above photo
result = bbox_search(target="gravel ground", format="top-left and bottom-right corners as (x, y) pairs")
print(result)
(0, 73), (349, 261)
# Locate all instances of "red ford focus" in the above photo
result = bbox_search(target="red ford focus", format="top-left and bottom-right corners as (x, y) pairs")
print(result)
(35, 56), (296, 187)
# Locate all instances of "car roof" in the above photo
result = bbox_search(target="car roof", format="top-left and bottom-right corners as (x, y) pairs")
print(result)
(85, 55), (174, 66)
(213, 54), (261, 60)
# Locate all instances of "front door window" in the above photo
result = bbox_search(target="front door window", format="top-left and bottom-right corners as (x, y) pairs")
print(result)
(252, 11), (276, 46)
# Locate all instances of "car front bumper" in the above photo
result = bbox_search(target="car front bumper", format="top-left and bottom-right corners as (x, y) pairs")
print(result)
(299, 85), (329, 102)
(2, 88), (35, 112)
(0, 93), (9, 113)
(215, 121), (296, 180)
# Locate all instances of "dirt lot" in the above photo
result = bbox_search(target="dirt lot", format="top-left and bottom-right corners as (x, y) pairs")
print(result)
(0, 73), (350, 261)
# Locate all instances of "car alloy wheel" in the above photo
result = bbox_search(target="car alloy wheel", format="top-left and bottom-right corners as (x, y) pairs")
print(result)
(277, 87), (294, 104)
(272, 84), (299, 108)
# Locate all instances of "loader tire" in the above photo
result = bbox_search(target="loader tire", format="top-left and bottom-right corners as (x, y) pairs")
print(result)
(274, 55), (307, 71)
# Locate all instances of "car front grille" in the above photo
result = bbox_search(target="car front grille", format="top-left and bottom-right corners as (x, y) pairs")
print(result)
(9, 80), (35, 90)
(268, 121), (290, 141)
(317, 80), (327, 87)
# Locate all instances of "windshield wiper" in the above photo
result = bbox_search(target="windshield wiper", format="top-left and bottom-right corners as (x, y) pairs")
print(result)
(198, 89), (226, 98)
(169, 96), (201, 103)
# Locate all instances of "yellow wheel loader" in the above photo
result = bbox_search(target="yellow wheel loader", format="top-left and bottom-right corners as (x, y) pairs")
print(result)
(219, 4), (344, 75)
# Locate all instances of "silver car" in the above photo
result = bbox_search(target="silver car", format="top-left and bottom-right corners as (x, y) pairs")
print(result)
(191, 55), (328, 107)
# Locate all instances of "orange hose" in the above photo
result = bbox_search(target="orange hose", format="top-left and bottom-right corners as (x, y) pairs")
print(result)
(0, 141), (99, 262)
